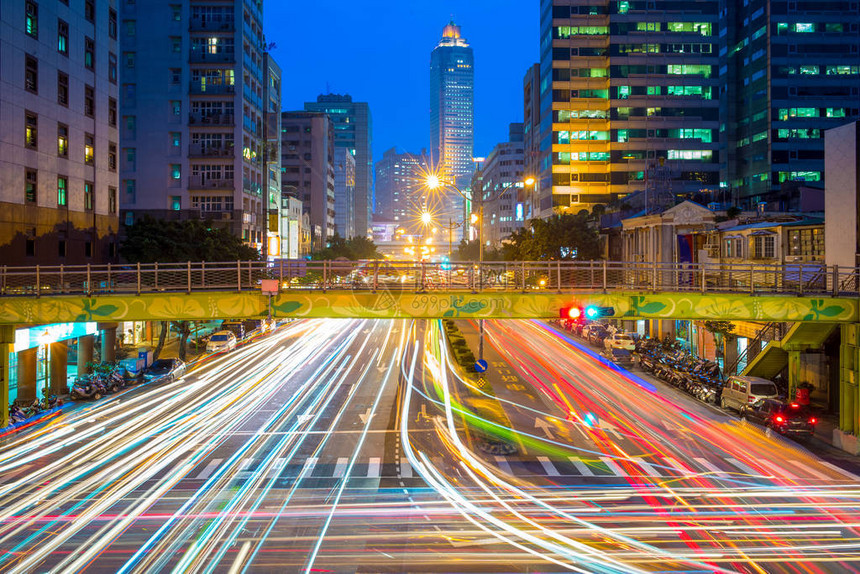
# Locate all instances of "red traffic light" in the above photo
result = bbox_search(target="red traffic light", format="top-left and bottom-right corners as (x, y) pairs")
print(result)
(560, 306), (583, 320)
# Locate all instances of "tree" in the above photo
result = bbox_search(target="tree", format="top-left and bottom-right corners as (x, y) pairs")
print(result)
(312, 234), (382, 261)
(702, 320), (736, 360)
(120, 217), (260, 264)
(502, 213), (601, 261)
(120, 217), (259, 361)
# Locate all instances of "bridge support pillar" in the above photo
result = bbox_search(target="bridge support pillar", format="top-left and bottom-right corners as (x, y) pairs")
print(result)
(49, 341), (68, 396)
(0, 326), (13, 428)
(99, 323), (118, 364)
(786, 348), (802, 402)
(77, 335), (94, 377)
(16, 348), (37, 403)
(838, 324), (860, 437)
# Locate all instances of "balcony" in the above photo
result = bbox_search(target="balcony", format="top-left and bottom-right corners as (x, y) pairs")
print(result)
(188, 176), (235, 190)
(189, 82), (236, 95)
(189, 143), (235, 158)
(188, 113), (235, 126)
(189, 50), (236, 64)
(189, 18), (235, 32)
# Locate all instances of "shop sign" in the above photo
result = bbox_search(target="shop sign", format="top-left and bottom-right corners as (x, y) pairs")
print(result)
(14, 322), (98, 352)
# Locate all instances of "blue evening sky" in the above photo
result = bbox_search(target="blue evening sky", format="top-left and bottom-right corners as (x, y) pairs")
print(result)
(266, 0), (538, 163)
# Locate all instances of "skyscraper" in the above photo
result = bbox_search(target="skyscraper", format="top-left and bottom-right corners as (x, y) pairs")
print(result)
(538, 0), (720, 216)
(374, 148), (430, 226)
(304, 94), (373, 239)
(280, 112), (335, 253)
(479, 124), (526, 247)
(720, 0), (860, 209)
(0, 0), (119, 265)
(119, 0), (269, 249)
(430, 20), (475, 224)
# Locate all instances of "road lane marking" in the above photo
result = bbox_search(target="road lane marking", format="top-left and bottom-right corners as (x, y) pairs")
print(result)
(333, 457), (348, 478)
(400, 459), (413, 478)
(367, 457), (381, 478)
(788, 460), (830, 481)
(819, 460), (860, 481)
(632, 458), (661, 477)
(299, 457), (318, 478)
(662, 456), (697, 477)
(494, 456), (513, 474)
(724, 457), (768, 477)
(194, 459), (222, 480)
(568, 456), (594, 476)
(599, 456), (628, 476)
(694, 457), (730, 476)
(538, 456), (560, 476)
(265, 457), (287, 479)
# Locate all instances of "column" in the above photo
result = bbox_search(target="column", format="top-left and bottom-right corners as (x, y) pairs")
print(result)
(17, 348), (37, 403)
(0, 326), (14, 428)
(99, 323), (118, 364)
(724, 338), (739, 371)
(49, 341), (68, 395)
(77, 335), (94, 377)
(786, 348), (802, 402)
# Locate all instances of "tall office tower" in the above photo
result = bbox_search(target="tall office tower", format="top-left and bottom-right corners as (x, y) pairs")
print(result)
(538, 0), (720, 216)
(333, 147), (355, 238)
(480, 124), (526, 247)
(280, 112), (334, 253)
(430, 21), (475, 230)
(304, 94), (373, 239)
(0, 0), (119, 265)
(523, 63), (542, 220)
(119, 0), (268, 250)
(374, 148), (431, 226)
(720, 0), (860, 209)
(263, 53), (282, 258)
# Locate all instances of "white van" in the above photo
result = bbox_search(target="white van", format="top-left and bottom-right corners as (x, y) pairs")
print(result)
(721, 376), (780, 411)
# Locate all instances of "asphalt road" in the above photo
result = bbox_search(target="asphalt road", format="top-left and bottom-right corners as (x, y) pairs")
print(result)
(1, 318), (860, 573)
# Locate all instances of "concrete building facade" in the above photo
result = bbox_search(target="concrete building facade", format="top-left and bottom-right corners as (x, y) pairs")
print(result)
(119, 0), (269, 249)
(280, 111), (334, 253)
(304, 94), (373, 239)
(374, 148), (430, 229)
(479, 124), (527, 247)
(537, 0), (721, 216)
(262, 52), (282, 259)
(720, 0), (860, 208)
(333, 147), (355, 239)
(430, 21), (475, 228)
(0, 0), (120, 265)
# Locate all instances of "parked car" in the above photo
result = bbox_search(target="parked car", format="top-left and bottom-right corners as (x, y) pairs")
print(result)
(603, 347), (634, 366)
(587, 325), (609, 346)
(206, 331), (237, 353)
(143, 358), (186, 382)
(741, 399), (817, 437)
(720, 375), (780, 411)
(604, 332), (636, 351)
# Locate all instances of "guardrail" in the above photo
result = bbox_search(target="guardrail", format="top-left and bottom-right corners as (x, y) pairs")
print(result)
(0, 260), (856, 298)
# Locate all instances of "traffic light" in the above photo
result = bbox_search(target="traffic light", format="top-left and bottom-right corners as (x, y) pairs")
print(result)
(560, 306), (582, 320)
(584, 305), (615, 319)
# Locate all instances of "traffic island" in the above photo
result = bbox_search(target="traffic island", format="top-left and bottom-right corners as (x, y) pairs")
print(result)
(441, 319), (518, 455)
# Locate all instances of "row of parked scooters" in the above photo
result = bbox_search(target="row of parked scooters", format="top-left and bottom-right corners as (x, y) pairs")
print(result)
(70, 362), (139, 401)
(634, 337), (725, 405)
(8, 395), (64, 425)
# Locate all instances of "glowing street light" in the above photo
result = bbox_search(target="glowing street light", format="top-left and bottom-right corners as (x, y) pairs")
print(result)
(420, 211), (433, 225)
(525, 176), (536, 186)
(425, 174), (441, 189)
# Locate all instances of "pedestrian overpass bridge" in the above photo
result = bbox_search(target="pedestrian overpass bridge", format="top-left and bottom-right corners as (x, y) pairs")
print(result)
(0, 259), (858, 324)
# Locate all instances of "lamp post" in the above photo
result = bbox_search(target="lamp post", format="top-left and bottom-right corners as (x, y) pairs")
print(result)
(424, 175), (535, 363)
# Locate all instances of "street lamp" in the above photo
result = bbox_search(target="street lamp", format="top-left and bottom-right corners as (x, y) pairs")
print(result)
(424, 175), (535, 264)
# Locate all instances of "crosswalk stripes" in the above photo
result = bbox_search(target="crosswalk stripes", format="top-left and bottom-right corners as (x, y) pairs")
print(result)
(568, 456), (595, 476)
(787, 460), (830, 481)
(333, 457), (348, 478)
(693, 457), (730, 477)
(495, 456), (513, 475)
(538, 456), (560, 477)
(599, 456), (628, 477)
(367, 457), (381, 478)
(182, 454), (842, 483)
(299, 457), (318, 478)
(194, 458), (222, 480)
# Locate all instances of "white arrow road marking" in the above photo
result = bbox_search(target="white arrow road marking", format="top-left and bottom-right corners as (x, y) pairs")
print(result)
(359, 408), (374, 425)
(297, 413), (314, 424)
(534, 418), (555, 439)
